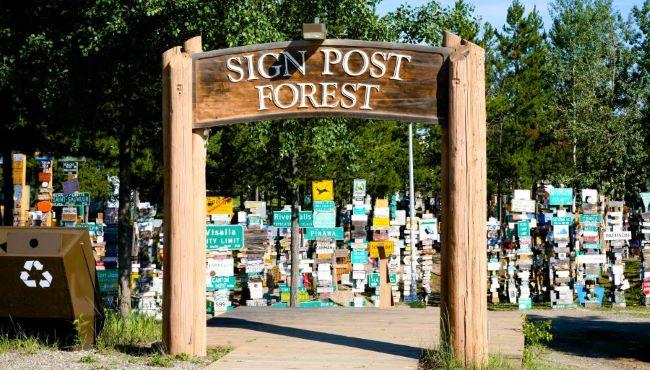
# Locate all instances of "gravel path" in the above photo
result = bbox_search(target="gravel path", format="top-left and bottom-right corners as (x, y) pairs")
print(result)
(0, 349), (210, 370)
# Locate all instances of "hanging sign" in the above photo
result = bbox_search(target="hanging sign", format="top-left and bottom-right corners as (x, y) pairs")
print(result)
(61, 207), (78, 222)
(353, 179), (367, 197)
(273, 211), (292, 228)
(517, 221), (530, 237)
(206, 196), (234, 216)
(313, 200), (335, 212)
(551, 217), (572, 226)
(368, 241), (395, 258)
(206, 225), (244, 250)
(511, 199), (535, 213)
(192, 40), (450, 128)
(350, 248), (368, 264)
(603, 231), (631, 241)
(303, 227), (344, 240)
(580, 214), (601, 224)
(62, 178), (80, 195)
(298, 211), (313, 228)
(549, 188), (573, 206)
(97, 270), (119, 293)
(62, 161), (79, 175)
(207, 276), (236, 291)
(52, 192), (90, 206)
(313, 211), (336, 228)
(312, 180), (334, 201)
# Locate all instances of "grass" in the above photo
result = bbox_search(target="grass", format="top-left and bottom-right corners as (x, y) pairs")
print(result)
(419, 344), (516, 369)
(0, 332), (52, 355)
(79, 354), (96, 363)
(521, 316), (553, 369)
(96, 310), (162, 352)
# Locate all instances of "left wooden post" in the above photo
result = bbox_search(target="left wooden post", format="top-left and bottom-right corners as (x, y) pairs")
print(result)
(162, 35), (206, 356)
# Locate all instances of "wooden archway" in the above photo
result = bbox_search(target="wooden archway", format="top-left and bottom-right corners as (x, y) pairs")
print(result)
(161, 32), (487, 365)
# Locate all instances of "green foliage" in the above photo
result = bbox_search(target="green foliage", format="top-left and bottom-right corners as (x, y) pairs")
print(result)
(96, 310), (161, 351)
(522, 318), (553, 347)
(79, 354), (96, 363)
(147, 353), (174, 367)
(0, 332), (51, 355)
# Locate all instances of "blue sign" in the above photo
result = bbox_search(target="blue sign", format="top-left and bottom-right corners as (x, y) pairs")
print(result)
(549, 188), (573, 206)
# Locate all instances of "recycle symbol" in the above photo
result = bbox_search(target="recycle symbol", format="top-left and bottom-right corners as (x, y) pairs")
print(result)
(20, 260), (53, 288)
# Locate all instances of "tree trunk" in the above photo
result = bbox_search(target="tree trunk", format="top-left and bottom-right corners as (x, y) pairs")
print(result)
(1, 148), (13, 226)
(118, 127), (133, 316)
(289, 155), (301, 307)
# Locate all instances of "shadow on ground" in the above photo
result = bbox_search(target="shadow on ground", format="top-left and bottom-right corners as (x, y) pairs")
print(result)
(207, 316), (422, 359)
(528, 314), (650, 363)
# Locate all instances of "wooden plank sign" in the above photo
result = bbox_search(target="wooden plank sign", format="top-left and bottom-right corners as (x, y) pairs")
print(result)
(192, 40), (450, 128)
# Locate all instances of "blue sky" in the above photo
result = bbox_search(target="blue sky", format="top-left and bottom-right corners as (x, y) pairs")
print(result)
(376, 0), (643, 29)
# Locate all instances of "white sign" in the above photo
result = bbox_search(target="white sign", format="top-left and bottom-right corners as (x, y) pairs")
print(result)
(513, 189), (531, 200)
(207, 258), (234, 276)
(581, 189), (598, 204)
(576, 254), (606, 264)
(511, 199), (535, 213)
(604, 231), (631, 241)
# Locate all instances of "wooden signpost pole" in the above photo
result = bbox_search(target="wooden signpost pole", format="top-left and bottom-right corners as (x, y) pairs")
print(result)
(163, 43), (202, 355)
(184, 36), (208, 357)
(441, 32), (488, 366)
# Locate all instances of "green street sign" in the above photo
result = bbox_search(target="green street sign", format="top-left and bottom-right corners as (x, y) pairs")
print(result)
(350, 248), (368, 264)
(583, 225), (600, 233)
(206, 225), (244, 251)
(517, 221), (530, 237)
(207, 276), (236, 291)
(313, 201), (335, 212)
(580, 214), (601, 224)
(368, 273), (380, 288)
(313, 210), (336, 228)
(97, 270), (119, 293)
(78, 223), (103, 234)
(298, 211), (313, 228)
(52, 192), (90, 206)
(303, 227), (344, 240)
(549, 188), (573, 206)
(583, 243), (601, 249)
(551, 217), (572, 226)
(352, 206), (366, 215)
(273, 211), (292, 228)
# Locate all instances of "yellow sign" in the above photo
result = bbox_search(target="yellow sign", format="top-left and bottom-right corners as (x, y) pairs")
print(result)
(375, 198), (388, 208)
(312, 180), (334, 201)
(206, 196), (234, 216)
(368, 241), (395, 258)
(373, 217), (390, 228)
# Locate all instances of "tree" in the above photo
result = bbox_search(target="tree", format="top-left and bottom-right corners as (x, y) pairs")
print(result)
(548, 0), (646, 197)
(486, 0), (562, 205)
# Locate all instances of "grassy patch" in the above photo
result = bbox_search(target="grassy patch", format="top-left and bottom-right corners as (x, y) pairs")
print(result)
(0, 333), (52, 354)
(419, 344), (515, 369)
(96, 310), (161, 353)
(147, 353), (174, 367)
(521, 316), (554, 369)
(79, 353), (96, 363)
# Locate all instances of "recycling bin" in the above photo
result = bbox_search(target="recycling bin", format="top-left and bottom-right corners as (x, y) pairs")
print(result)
(0, 227), (101, 347)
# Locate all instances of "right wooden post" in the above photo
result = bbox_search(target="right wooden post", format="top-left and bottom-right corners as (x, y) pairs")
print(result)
(441, 31), (488, 366)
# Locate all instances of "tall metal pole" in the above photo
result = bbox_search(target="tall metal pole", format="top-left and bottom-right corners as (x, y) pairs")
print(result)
(408, 122), (417, 300)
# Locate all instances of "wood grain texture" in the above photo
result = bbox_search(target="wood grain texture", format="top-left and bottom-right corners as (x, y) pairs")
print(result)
(443, 33), (488, 366)
(378, 258), (393, 309)
(185, 36), (208, 357)
(193, 40), (450, 127)
(161, 45), (181, 350)
(164, 52), (196, 355)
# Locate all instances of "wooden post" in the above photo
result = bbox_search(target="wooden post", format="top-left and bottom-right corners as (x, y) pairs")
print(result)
(184, 36), (207, 357)
(378, 256), (393, 309)
(162, 45), (199, 355)
(440, 31), (488, 366)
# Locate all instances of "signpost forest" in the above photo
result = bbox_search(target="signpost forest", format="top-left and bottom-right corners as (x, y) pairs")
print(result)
(162, 30), (487, 366)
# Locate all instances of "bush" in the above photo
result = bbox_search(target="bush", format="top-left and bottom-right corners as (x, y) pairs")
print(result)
(522, 318), (552, 347)
(96, 310), (161, 352)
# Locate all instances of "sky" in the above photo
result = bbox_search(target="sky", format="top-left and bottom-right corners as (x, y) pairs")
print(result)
(376, 0), (643, 29)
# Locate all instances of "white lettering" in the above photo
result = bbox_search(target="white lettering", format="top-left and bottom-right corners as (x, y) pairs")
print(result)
(321, 48), (342, 75)
(340, 83), (358, 109)
(358, 83), (380, 110)
(226, 57), (244, 82)
(256, 84), (273, 110)
(388, 53), (411, 80)
(282, 50), (307, 76)
(244, 54), (258, 80)
(257, 52), (282, 79)
(298, 83), (319, 108)
(320, 82), (339, 108)
(370, 52), (388, 78)
(273, 83), (299, 109)
(343, 49), (370, 76)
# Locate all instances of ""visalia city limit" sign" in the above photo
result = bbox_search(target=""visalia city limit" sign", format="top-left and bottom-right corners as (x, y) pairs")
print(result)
(192, 40), (451, 128)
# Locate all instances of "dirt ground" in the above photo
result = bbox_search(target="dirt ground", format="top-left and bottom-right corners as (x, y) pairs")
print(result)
(528, 308), (650, 370)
